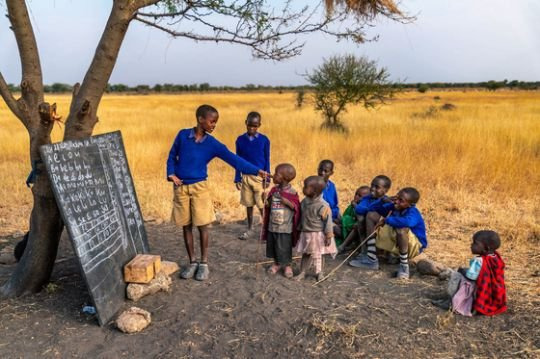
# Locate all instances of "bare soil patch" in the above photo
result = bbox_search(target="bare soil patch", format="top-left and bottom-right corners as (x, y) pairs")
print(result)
(0, 222), (539, 358)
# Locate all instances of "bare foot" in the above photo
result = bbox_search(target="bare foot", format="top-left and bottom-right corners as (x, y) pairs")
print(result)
(284, 266), (293, 279)
(267, 264), (280, 275)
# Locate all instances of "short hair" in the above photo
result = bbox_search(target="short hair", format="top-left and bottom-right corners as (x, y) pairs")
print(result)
(318, 159), (334, 170)
(246, 111), (261, 123)
(473, 230), (501, 251)
(356, 185), (370, 194)
(372, 175), (391, 189)
(305, 175), (326, 195)
(276, 163), (296, 182)
(400, 187), (420, 204)
(196, 104), (218, 120)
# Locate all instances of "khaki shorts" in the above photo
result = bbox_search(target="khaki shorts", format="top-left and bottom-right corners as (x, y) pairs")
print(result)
(171, 181), (215, 227)
(376, 225), (421, 259)
(240, 174), (264, 209)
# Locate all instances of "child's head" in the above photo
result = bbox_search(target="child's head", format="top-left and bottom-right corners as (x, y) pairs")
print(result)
(273, 163), (296, 186)
(317, 160), (334, 182)
(354, 185), (370, 202)
(370, 175), (392, 198)
(471, 230), (501, 255)
(303, 176), (326, 198)
(393, 187), (420, 210)
(245, 111), (261, 136)
(196, 104), (219, 133)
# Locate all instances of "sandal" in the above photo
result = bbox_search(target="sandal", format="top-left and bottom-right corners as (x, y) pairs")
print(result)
(267, 264), (280, 275)
(284, 266), (293, 279)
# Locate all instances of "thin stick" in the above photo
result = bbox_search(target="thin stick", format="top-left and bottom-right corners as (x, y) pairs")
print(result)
(312, 210), (392, 286)
(312, 229), (378, 286)
(255, 173), (271, 271)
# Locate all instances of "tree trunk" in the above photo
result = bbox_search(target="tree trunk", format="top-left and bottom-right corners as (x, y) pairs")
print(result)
(1, 0), (146, 297)
(1, 103), (65, 296)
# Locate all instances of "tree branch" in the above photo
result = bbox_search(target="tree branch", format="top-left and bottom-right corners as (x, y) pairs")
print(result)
(64, 1), (138, 140)
(6, 0), (44, 101)
(131, 0), (405, 61)
(0, 71), (22, 120)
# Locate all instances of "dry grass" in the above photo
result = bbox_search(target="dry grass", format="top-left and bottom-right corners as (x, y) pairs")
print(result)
(1, 90), (539, 297)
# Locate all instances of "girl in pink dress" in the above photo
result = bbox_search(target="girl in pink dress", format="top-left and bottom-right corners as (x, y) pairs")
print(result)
(294, 176), (338, 281)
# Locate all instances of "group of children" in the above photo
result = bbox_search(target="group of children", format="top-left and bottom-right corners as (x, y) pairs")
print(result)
(166, 104), (507, 316)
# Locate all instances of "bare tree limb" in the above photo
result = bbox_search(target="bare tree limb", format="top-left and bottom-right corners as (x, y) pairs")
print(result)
(6, 0), (44, 103)
(0, 72), (22, 120)
(132, 1), (409, 61)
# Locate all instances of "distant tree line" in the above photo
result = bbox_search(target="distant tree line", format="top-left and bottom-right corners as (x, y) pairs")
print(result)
(5, 80), (539, 94)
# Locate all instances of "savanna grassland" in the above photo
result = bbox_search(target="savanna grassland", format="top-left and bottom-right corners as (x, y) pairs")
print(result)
(1, 90), (539, 299)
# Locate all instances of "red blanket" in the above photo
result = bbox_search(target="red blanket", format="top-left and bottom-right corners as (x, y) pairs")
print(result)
(473, 251), (507, 316)
(261, 186), (301, 245)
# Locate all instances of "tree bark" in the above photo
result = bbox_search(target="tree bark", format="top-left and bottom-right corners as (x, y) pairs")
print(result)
(1, 0), (155, 297)
(64, 0), (152, 140)
(0, 0), (65, 297)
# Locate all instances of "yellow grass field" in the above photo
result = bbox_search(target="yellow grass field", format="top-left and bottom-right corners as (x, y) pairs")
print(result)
(1, 90), (539, 297)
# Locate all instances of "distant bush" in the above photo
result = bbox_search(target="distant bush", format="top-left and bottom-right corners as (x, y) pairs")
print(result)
(441, 103), (457, 111)
(417, 84), (429, 93)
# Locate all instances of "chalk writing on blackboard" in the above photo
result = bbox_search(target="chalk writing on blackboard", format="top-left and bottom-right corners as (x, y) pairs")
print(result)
(40, 131), (149, 326)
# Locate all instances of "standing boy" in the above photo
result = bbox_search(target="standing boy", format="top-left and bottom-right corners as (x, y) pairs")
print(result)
(167, 104), (268, 281)
(235, 112), (270, 240)
(318, 160), (340, 221)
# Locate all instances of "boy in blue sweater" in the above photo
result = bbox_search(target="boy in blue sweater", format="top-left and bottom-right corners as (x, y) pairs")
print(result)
(235, 112), (271, 240)
(318, 160), (339, 221)
(355, 187), (427, 280)
(167, 104), (268, 281)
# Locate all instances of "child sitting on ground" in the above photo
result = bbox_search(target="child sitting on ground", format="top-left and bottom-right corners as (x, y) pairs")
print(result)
(235, 111), (271, 240)
(294, 176), (338, 281)
(262, 163), (300, 279)
(432, 230), (507, 316)
(318, 160), (340, 222)
(334, 185), (370, 249)
(351, 187), (427, 280)
(348, 175), (393, 264)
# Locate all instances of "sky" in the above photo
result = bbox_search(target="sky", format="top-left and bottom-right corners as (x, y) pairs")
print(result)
(1, 0), (539, 86)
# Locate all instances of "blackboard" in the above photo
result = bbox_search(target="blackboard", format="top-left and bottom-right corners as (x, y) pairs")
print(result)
(40, 131), (149, 326)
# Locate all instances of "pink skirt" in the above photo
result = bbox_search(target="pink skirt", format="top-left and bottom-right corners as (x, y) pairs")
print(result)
(294, 231), (337, 259)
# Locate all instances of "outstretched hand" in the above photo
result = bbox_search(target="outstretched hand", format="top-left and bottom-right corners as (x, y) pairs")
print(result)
(258, 170), (271, 182)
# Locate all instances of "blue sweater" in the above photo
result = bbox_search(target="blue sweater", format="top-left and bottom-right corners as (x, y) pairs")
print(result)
(167, 128), (260, 185)
(322, 180), (339, 220)
(355, 195), (393, 217)
(386, 206), (427, 251)
(234, 133), (270, 183)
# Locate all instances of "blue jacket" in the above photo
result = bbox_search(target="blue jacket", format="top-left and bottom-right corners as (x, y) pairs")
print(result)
(234, 133), (270, 183)
(386, 205), (427, 251)
(322, 180), (339, 220)
(355, 195), (393, 217)
(167, 128), (260, 185)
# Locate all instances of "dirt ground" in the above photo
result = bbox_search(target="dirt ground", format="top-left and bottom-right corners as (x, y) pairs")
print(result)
(0, 221), (539, 358)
